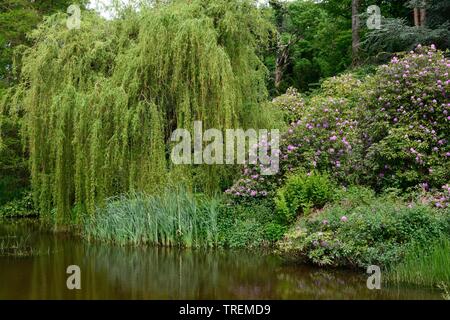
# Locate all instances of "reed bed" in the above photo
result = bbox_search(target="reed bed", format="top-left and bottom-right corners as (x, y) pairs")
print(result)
(83, 188), (221, 248)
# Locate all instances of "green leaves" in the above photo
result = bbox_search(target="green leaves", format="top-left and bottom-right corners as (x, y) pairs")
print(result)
(275, 171), (335, 224)
(267, 0), (352, 93)
(279, 190), (449, 268)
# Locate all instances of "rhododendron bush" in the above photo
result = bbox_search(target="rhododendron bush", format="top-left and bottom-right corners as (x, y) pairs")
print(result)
(363, 45), (449, 191)
(227, 74), (366, 199)
(271, 88), (306, 124)
(228, 46), (449, 200)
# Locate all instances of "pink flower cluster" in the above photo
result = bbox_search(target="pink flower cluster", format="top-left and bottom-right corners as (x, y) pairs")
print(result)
(428, 184), (450, 209)
(225, 136), (279, 199)
(280, 98), (359, 176)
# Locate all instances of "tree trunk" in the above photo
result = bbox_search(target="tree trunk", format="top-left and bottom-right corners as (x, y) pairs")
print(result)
(275, 37), (294, 92)
(420, 8), (426, 26)
(414, 7), (420, 27)
(414, 0), (427, 28)
(274, 59), (283, 92)
(352, 0), (360, 67)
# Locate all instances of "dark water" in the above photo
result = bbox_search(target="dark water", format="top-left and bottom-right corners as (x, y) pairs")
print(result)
(0, 220), (443, 300)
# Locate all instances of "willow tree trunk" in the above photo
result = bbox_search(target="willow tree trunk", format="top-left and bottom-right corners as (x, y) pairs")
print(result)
(352, 0), (360, 67)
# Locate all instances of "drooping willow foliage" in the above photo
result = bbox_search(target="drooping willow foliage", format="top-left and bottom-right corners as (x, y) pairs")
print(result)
(1, 0), (276, 223)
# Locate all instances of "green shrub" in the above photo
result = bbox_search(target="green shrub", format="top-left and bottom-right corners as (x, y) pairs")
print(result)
(0, 191), (36, 218)
(279, 193), (449, 268)
(275, 171), (334, 224)
(331, 185), (376, 208)
(218, 198), (285, 248)
(224, 218), (265, 249)
(264, 222), (288, 243)
(271, 87), (306, 124)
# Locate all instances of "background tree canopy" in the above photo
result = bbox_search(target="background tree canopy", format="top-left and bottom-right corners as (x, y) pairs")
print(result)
(0, 0), (87, 88)
(264, 0), (449, 94)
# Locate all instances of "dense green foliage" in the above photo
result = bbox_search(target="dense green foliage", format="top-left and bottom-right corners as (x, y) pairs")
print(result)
(0, 0), (87, 87)
(278, 187), (449, 267)
(218, 198), (286, 248)
(266, 0), (352, 93)
(364, 0), (450, 59)
(0, 191), (35, 218)
(274, 171), (335, 224)
(0, 0), (88, 205)
(0, 116), (27, 205)
(265, 0), (450, 94)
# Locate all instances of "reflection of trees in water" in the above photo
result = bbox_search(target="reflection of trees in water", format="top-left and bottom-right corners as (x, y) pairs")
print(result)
(84, 245), (283, 299)
(274, 266), (441, 300)
(274, 267), (373, 300)
(81, 246), (442, 300)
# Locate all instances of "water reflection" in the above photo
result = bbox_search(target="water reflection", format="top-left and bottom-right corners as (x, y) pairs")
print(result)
(0, 220), (442, 300)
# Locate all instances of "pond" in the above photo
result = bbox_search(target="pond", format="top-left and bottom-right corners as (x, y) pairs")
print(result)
(0, 220), (443, 300)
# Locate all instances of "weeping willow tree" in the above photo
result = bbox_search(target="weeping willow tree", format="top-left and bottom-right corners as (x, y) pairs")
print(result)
(1, 0), (276, 223)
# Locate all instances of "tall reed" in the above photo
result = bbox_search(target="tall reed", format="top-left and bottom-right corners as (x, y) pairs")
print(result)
(388, 238), (450, 288)
(83, 188), (221, 248)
